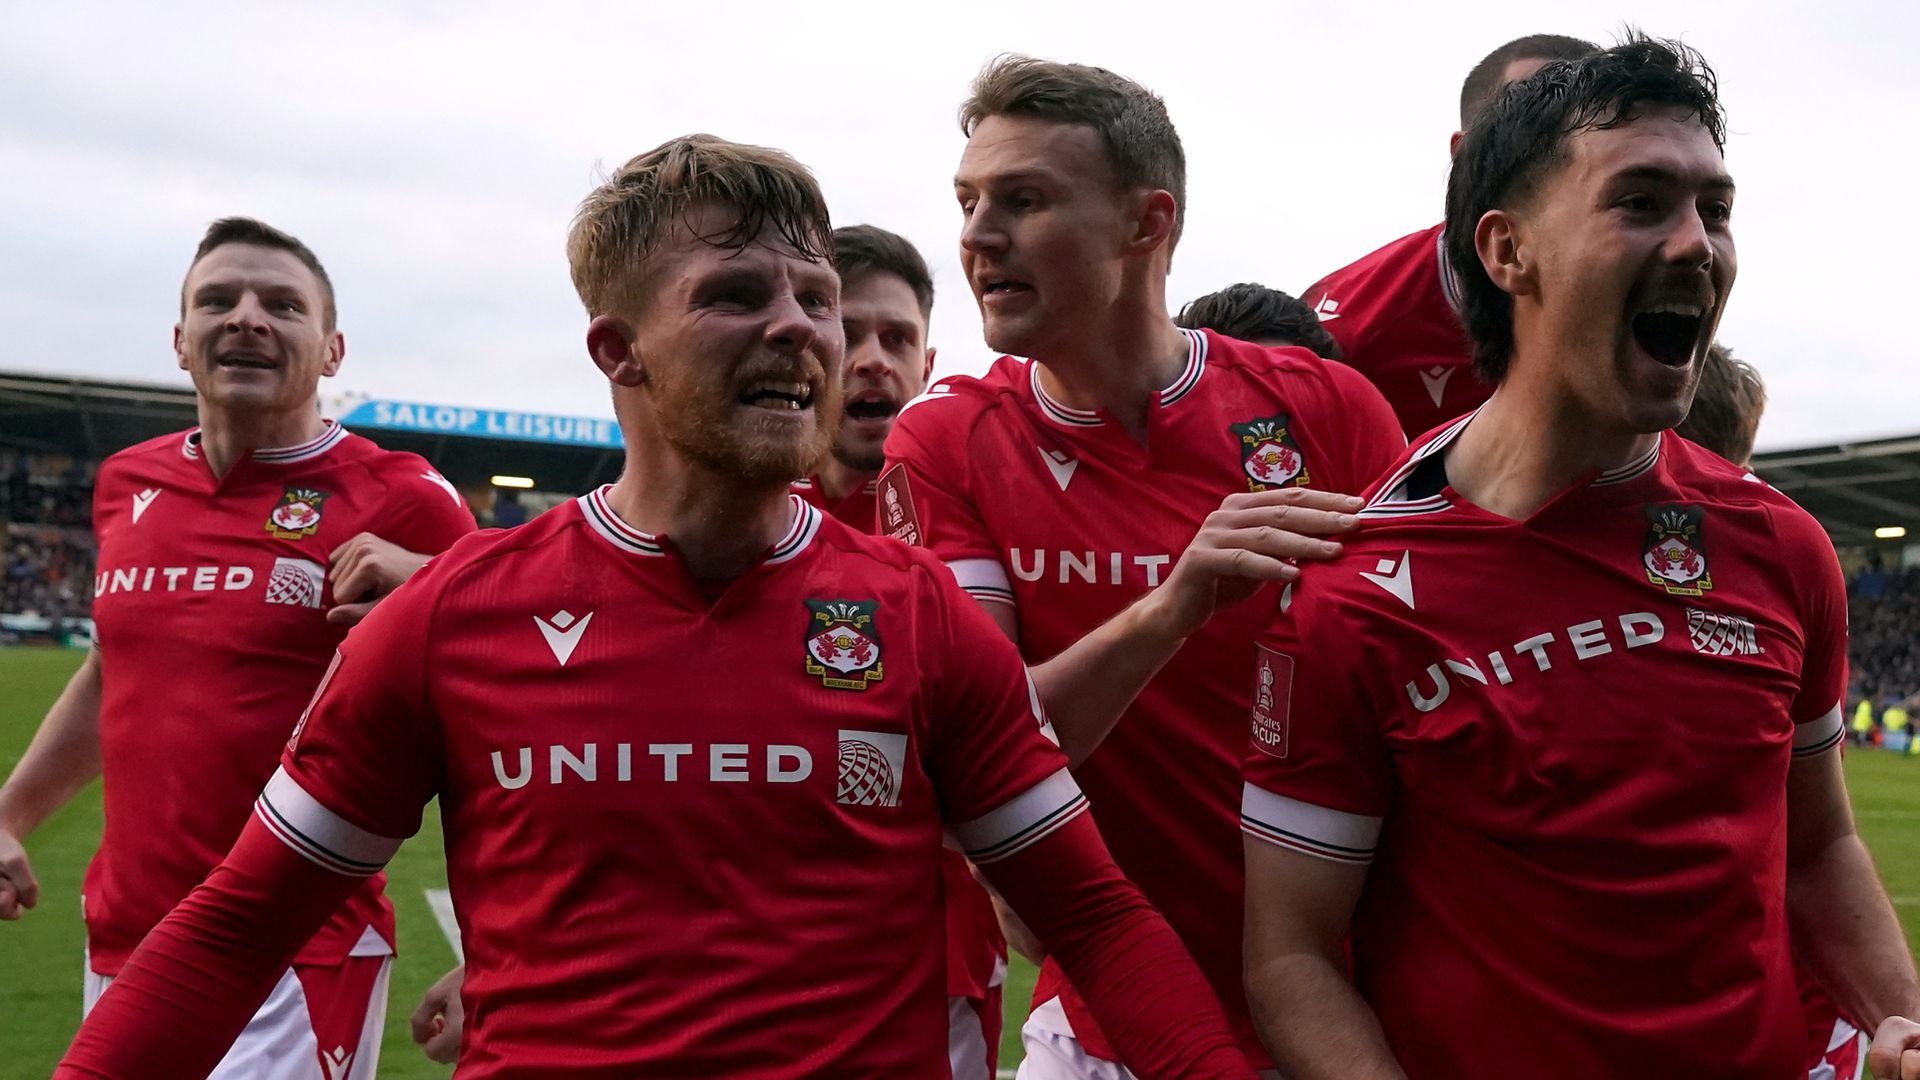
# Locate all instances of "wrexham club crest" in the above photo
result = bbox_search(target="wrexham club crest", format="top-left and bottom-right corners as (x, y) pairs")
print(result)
(1643, 504), (1713, 596)
(266, 486), (330, 540)
(1231, 415), (1311, 491)
(805, 599), (884, 691)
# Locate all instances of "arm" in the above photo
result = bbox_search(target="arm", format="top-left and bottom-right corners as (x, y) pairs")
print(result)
(1029, 487), (1360, 766)
(1242, 836), (1405, 1080)
(0, 646), (104, 919)
(1785, 740), (1920, 1078)
(57, 786), (397, 1078)
(974, 810), (1252, 1079)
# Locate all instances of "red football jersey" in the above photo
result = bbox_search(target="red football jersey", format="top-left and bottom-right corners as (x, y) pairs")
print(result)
(86, 423), (475, 973)
(1305, 223), (1488, 439)
(267, 489), (1085, 1076)
(791, 475), (879, 532)
(1241, 418), (1848, 1080)
(791, 471), (1007, 1001)
(882, 327), (1405, 1064)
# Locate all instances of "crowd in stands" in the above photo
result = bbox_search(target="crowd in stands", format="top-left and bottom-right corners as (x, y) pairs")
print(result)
(2, 452), (96, 634)
(3, 449), (1919, 740)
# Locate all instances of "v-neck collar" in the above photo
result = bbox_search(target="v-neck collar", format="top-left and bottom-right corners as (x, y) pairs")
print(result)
(1028, 327), (1209, 430)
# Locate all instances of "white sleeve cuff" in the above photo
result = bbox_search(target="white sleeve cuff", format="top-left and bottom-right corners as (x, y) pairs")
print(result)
(255, 766), (403, 877)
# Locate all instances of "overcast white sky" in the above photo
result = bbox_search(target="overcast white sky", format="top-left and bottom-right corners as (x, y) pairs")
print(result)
(3, 0), (1914, 451)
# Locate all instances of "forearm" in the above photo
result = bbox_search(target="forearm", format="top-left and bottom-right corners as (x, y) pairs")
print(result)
(1789, 830), (1920, 1029)
(0, 650), (103, 837)
(1030, 592), (1188, 767)
(1246, 950), (1406, 1080)
(985, 814), (1251, 1079)
(57, 815), (363, 1078)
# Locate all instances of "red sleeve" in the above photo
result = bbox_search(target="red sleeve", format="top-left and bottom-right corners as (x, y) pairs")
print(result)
(880, 382), (999, 563)
(1776, 505), (1849, 753)
(280, 545), (451, 837)
(56, 816), (370, 1077)
(1240, 573), (1391, 865)
(1315, 358), (1407, 494)
(375, 457), (479, 557)
(921, 566), (1250, 1078)
(980, 814), (1252, 1079)
(1303, 270), (1370, 360)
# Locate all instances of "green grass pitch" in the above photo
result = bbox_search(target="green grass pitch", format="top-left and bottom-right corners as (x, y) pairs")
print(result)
(3, 646), (1913, 1076)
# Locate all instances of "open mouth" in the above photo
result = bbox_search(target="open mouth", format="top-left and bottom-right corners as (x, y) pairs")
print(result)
(738, 380), (814, 412)
(216, 352), (276, 370)
(1630, 303), (1705, 367)
(844, 390), (898, 423)
(980, 278), (1032, 298)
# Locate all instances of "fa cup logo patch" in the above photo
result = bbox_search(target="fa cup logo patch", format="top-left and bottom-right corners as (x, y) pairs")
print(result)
(1643, 504), (1713, 596)
(805, 599), (884, 690)
(266, 487), (330, 540)
(1231, 415), (1311, 491)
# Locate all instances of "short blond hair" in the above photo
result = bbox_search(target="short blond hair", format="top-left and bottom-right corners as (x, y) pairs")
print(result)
(566, 133), (834, 317)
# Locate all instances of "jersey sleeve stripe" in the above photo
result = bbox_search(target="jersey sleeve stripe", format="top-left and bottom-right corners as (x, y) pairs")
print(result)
(1792, 704), (1845, 758)
(1240, 782), (1381, 864)
(255, 766), (401, 877)
(947, 559), (1015, 607)
(951, 768), (1088, 864)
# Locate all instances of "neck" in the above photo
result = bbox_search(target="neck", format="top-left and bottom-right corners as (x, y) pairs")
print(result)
(194, 400), (327, 478)
(1032, 281), (1186, 442)
(815, 454), (874, 503)
(604, 445), (795, 581)
(1446, 375), (1657, 521)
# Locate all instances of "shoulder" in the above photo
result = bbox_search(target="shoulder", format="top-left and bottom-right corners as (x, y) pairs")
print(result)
(1308, 223), (1444, 299)
(1205, 331), (1390, 415)
(889, 359), (1025, 451)
(1661, 436), (1830, 550)
(99, 429), (192, 480)
(404, 501), (579, 596)
(336, 435), (467, 509)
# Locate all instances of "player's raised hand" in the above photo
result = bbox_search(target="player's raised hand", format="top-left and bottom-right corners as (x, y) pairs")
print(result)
(1868, 1015), (1920, 1079)
(410, 964), (466, 1063)
(0, 828), (39, 920)
(1147, 488), (1362, 640)
(326, 533), (432, 626)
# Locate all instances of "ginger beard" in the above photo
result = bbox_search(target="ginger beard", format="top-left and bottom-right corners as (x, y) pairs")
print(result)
(651, 351), (844, 487)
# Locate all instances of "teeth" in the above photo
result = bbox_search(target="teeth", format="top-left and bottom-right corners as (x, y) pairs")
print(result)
(1643, 302), (1704, 317)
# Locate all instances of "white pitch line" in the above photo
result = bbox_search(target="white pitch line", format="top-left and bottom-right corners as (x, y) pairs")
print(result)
(425, 888), (464, 964)
(1856, 810), (1920, 820)
(1893, 897), (1918, 907)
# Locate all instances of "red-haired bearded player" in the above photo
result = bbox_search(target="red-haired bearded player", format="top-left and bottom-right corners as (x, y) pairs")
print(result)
(56, 135), (1252, 1080)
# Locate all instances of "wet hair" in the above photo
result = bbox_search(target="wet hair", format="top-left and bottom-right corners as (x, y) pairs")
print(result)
(1175, 284), (1342, 359)
(1445, 33), (1726, 382)
(567, 134), (833, 317)
(1459, 34), (1599, 129)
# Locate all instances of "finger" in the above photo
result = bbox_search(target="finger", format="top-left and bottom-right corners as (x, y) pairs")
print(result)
(425, 1029), (460, 1064)
(1221, 488), (1365, 513)
(0, 882), (18, 920)
(0, 857), (39, 910)
(326, 602), (376, 627)
(1903, 1045), (1920, 1080)
(329, 533), (374, 564)
(1209, 548), (1303, 585)
(409, 997), (443, 1045)
(1205, 525), (1345, 563)
(1212, 505), (1360, 538)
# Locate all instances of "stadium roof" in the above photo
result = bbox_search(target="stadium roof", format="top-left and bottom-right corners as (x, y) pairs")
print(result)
(1751, 434), (1920, 547)
(8, 368), (1919, 550)
(0, 370), (622, 494)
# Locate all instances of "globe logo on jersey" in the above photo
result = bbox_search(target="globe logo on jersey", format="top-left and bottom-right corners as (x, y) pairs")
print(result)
(1231, 415), (1311, 491)
(1642, 504), (1713, 597)
(836, 730), (908, 807)
(805, 599), (885, 690)
(266, 486), (330, 540)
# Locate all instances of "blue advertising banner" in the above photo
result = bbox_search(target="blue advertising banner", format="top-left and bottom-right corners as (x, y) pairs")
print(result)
(337, 399), (622, 449)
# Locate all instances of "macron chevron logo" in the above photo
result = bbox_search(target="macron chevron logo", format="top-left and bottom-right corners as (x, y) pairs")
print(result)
(1037, 446), (1079, 492)
(534, 609), (592, 666)
(1313, 296), (1342, 321)
(321, 1047), (355, 1080)
(1419, 366), (1455, 408)
(1359, 551), (1415, 610)
(131, 488), (160, 523)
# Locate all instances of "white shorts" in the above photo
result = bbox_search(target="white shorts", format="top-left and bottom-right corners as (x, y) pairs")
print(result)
(1809, 1016), (1867, 1080)
(1014, 996), (1279, 1080)
(950, 993), (993, 1080)
(85, 956), (389, 1080)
